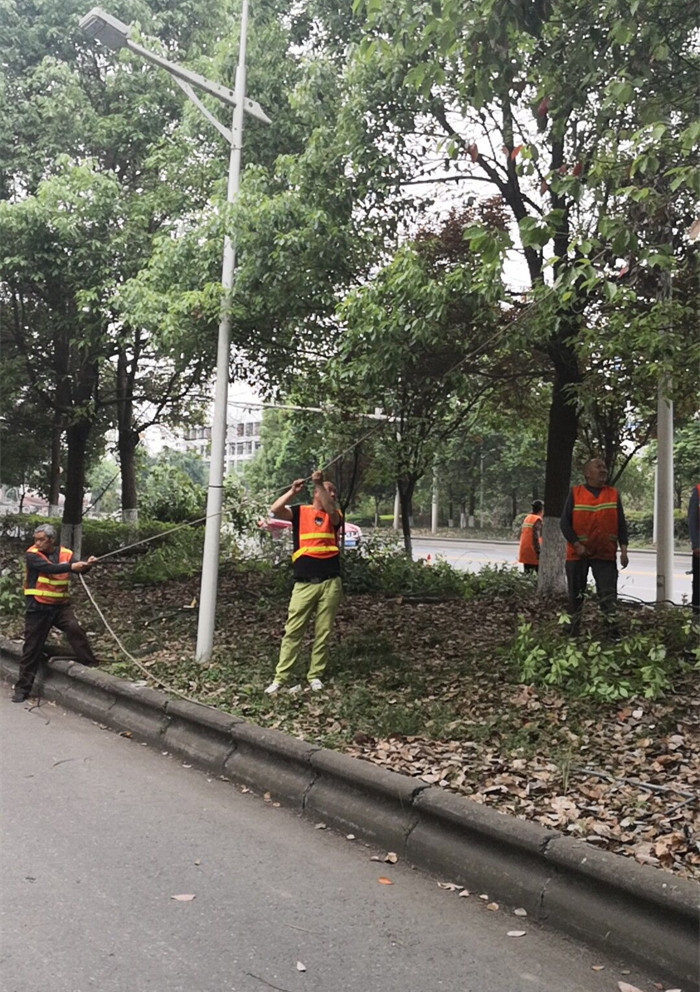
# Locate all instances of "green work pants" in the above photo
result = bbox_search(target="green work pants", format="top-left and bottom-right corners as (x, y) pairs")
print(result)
(274, 577), (343, 683)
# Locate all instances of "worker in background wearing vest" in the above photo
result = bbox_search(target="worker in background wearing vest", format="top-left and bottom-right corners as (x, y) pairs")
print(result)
(560, 458), (629, 637)
(518, 500), (543, 572)
(265, 470), (343, 695)
(12, 523), (99, 703)
(689, 483), (699, 618)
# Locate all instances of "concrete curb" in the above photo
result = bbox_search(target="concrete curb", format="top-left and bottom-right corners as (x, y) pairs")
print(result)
(2, 637), (697, 988)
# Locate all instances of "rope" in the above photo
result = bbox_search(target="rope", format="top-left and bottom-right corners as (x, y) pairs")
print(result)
(78, 574), (200, 703)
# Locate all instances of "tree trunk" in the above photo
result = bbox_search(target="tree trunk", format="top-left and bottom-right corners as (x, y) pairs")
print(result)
(48, 411), (62, 516)
(61, 420), (91, 558)
(118, 426), (140, 524)
(538, 343), (580, 597)
(398, 478), (415, 556)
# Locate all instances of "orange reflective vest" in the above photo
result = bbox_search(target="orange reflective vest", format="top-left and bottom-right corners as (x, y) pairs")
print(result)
(518, 513), (542, 565)
(24, 545), (73, 603)
(291, 506), (340, 563)
(566, 486), (619, 561)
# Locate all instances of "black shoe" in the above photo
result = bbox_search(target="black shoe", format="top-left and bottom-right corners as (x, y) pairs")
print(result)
(11, 690), (28, 703)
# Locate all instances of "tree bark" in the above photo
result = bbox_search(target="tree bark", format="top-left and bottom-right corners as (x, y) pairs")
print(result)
(398, 477), (416, 556)
(538, 337), (581, 596)
(118, 427), (140, 524)
(61, 420), (91, 558)
(48, 411), (62, 515)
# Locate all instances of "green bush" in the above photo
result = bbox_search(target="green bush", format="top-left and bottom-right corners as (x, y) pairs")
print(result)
(0, 564), (24, 616)
(126, 527), (205, 584)
(510, 610), (699, 701)
(625, 509), (688, 543)
(0, 514), (203, 561)
(341, 537), (472, 598)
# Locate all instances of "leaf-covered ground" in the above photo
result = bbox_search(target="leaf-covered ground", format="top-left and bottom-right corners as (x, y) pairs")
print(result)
(2, 550), (698, 881)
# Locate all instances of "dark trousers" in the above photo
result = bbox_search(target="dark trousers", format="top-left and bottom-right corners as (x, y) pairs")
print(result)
(523, 563), (538, 574)
(565, 558), (618, 636)
(693, 553), (699, 615)
(16, 605), (98, 697)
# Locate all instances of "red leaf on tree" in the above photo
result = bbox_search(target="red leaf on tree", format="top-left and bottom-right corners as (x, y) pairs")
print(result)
(511, 144), (523, 160)
(468, 143), (478, 163)
(572, 161), (583, 176)
(537, 96), (550, 117)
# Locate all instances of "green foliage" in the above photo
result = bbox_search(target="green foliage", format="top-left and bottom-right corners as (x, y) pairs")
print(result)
(511, 612), (699, 701)
(0, 564), (24, 617)
(127, 527), (204, 585)
(139, 463), (205, 523)
(0, 513), (195, 560)
(341, 538), (472, 597)
(624, 510), (689, 544)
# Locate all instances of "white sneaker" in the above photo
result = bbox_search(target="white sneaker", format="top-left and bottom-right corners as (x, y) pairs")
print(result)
(308, 678), (324, 692)
(287, 683), (302, 695)
(264, 681), (281, 695)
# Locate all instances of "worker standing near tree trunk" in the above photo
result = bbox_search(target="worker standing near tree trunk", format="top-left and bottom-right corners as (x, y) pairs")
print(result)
(265, 471), (343, 695)
(12, 523), (100, 703)
(560, 458), (629, 637)
(518, 499), (543, 573)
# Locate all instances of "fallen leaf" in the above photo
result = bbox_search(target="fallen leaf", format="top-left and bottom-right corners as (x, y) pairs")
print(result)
(479, 893), (489, 900)
(377, 877), (393, 885)
(370, 855), (381, 862)
(171, 894), (196, 901)
(513, 908), (527, 917)
(314, 822), (327, 830)
(486, 902), (499, 911)
(458, 889), (470, 898)
(437, 882), (461, 891)
(591, 964), (605, 971)
(507, 930), (526, 937)
(617, 983), (645, 992)
(346, 834), (355, 841)
(384, 852), (398, 864)
(296, 961), (306, 972)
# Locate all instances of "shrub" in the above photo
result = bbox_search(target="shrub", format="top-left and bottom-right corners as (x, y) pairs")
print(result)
(126, 527), (205, 584)
(341, 537), (472, 598)
(509, 610), (699, 701)
(0, 564), (24, 616)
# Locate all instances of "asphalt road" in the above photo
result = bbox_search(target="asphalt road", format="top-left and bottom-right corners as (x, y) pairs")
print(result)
(412, 538), (693, 605)
(0, 696), (658, 992)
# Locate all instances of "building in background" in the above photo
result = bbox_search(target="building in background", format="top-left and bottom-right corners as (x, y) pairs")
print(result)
(182, 401), (263, 476)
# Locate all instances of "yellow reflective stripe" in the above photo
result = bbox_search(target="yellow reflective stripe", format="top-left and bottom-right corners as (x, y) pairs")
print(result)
(572, 503), (617, 511)
(24, 588), (69, 598)
(39, 577), (70, 587)
(522, 522), (533, 528)
(292, 546), (339, 562)
(299, 531), (335, 539)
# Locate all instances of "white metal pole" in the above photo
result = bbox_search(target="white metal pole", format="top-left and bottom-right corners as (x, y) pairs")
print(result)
(656, 387), (674, 605)
(393, 488), (400, 530)
(431, 464), (439, 534)
(196, 1), (249, 662)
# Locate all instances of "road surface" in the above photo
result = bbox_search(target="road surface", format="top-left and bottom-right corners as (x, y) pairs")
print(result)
(412, 538), (693, 605)
(0, 695), (658, 992)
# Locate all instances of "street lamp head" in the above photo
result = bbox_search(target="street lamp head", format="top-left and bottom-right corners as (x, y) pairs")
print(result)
(79, 8), (131, 50)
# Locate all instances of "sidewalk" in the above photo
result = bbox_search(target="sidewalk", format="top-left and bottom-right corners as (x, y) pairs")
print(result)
(1, 637), (697, 990)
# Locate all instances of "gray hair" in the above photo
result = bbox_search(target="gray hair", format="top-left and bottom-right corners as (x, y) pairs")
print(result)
(34, 523), (56, 539)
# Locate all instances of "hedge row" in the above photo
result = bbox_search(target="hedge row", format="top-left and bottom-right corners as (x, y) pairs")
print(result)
(0, 514), (201, 560)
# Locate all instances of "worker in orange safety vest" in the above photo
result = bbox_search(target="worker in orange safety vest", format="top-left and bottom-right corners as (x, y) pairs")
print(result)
(518, 500), (543, 573)
(265, 471), (343, 695)
(13, 523), (99, 703)
(560, 458), (629, 637)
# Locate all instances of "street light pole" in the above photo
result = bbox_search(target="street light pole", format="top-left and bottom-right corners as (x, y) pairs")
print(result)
(79, 4), (269, 662)
(196, 2), (249, 662)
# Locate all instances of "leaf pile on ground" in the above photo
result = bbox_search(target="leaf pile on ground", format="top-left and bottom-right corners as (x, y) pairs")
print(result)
(1, 544), (697, 880)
